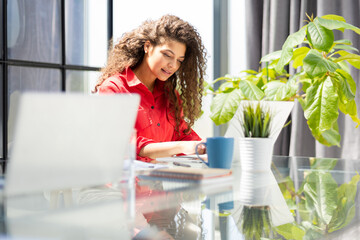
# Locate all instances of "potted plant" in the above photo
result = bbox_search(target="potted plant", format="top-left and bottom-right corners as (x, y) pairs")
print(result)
(238, 102), (275, 171)
(222, 98), (294, 167)
(208, 14), (360, 147)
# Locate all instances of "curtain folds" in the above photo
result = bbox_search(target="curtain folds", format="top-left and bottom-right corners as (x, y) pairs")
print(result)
(245, 0), (360, 159)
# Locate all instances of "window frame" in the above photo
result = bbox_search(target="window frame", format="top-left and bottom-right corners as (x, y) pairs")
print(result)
(0, 0), (114, 167)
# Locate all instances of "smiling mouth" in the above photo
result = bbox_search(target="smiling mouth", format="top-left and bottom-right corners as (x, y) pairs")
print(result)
(161, 69), (172, 75)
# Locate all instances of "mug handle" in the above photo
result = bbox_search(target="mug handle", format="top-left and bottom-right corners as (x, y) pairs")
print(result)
(195, 142), (208, 166)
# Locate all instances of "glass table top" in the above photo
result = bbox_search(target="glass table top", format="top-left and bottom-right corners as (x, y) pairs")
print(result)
(1, 155), (360, 239)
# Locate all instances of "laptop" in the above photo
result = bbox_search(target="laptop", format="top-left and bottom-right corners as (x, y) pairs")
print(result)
(5, 92), (140, 196)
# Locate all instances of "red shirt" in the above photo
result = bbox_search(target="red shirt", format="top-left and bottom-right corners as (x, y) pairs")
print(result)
(98, 67), (201, 162)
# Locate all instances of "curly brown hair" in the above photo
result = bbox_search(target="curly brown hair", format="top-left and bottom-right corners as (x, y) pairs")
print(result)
(94, 14), (207, 134)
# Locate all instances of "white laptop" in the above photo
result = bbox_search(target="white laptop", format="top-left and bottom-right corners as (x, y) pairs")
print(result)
(5, 92), (140, 196)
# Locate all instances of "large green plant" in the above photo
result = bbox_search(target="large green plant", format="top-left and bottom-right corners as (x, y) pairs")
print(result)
(209, 14), (360, 146)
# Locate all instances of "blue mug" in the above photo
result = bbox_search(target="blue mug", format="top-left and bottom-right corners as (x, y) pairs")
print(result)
(195, 137), (234, 169)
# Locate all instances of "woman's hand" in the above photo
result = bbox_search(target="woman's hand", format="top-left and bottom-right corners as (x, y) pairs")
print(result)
(139, 140), (206, 159)
(179, 141), (203, 155)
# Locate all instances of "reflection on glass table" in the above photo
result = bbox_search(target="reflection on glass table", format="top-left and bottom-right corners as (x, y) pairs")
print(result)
(135, 156), (360, 240)
(2, 156), (360, 239)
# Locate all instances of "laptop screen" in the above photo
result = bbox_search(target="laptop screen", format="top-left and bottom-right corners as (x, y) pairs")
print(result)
(5, 92), (140, 196)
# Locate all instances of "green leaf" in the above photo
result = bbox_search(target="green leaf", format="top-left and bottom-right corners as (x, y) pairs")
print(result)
(334, 39), (353, 45)
(298, 199), (311, 221)
(278, 176), (295, 199)
(262, 74), (298, 101)
(210, 89), (242, 125)
(303, 228), (324, 240)
(334, 69), (356, 103)
(337, 58), (351, 73)
(329, 203), (356, 232)
(218, 81), (237, 93)
(339, 99), (356, 116)
(339, 100), (360, 127)
(262, 81), (284, 100)
(320, 14), (346, 22)
(241, 69), (259, 75)
(317, 16), (360, 35)
(292, 47), (310, 68)
(260, 50), (282, 62)
(309, 158), (338, 170)
(332, 44), (359, 52)
(338, 173), (360, 203)
(334, 51), (360, 69)
(275, 223), (305, 240)
(297, 73), (312, 93)
(328, 173), (360, 232)
(303, 50), (340, 78)
(303, 171), (338, 225)
(260, 67), (277, 80)
(238, 79), (265, 100)
(203, 81), (214, 93)
(320, 128), (341, 147)
(304, 76), (339, 137)
(276, 26), (307, 73)
(307, 21), (334, 52)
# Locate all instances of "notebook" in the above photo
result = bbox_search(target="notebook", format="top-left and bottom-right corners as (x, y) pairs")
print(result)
(149, 167), (232, 180)
(138, 167), (233, 185)
(5, 92), (140, 196)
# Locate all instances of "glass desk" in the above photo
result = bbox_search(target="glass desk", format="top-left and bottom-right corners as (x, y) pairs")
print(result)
(1, 155), (360, 239)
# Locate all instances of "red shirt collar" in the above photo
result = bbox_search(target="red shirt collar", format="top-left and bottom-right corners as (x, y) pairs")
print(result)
(124, 67), (143, 87)
(123, 67), (166, 96)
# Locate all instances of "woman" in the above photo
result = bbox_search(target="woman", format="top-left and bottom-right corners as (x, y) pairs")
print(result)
(94, 15), (207, 162)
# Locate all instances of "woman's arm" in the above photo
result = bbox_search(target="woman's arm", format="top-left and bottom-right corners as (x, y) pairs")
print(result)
(139, 141), (205, 159)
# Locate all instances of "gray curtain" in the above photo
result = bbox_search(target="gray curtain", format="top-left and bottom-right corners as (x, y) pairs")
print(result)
(245, 0), (360, 160)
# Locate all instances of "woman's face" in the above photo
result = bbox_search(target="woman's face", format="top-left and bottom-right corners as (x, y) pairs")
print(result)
(144, 40), (186, 81)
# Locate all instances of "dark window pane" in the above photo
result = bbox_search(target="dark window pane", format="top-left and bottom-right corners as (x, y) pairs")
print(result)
(8, 66), (61, 94)
(8, 66), (61, 153)
(7, 0), (61, 63)
(66, 70), (100, 94)
(0, 0), (3, 59)
(0, 66), (3, 158)
(65, 0), (108, 67)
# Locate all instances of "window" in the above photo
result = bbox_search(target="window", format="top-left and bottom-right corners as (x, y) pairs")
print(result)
(0, 0), (3, 58)
(65, 0), (108, 67)
(1, 0), (109, 162)
(0, 66), (3, 160)
(66, 70), (100, 94)
(1, 0), (219, 163)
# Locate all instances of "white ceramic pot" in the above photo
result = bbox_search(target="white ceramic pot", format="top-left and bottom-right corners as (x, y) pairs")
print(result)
(239, 137), (274, 172)
(225, 100), (294, 167)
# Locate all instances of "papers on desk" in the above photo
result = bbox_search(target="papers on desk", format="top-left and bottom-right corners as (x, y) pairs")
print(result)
(156, 155), (206, 169)
(133, 160), (168, 171)
(156, 155), (204, 164)
(123, 159), (168, 173)
(138, 167), (233, 185)
(150, 167), (231, 180)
